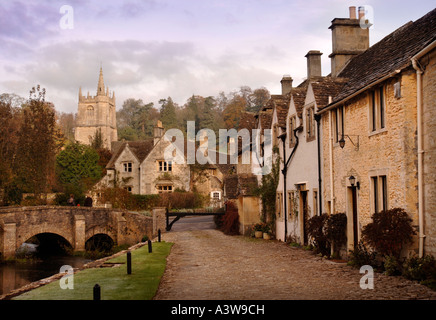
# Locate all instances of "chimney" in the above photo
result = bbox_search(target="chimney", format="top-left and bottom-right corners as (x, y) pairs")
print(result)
(154, 120), (164, 146)
(280, 75), (293, 95)
(305, 50), (323, 79)
(329, 6), (370, 77)
(349, 6), (356, 19)
(358, 6), (365, 20)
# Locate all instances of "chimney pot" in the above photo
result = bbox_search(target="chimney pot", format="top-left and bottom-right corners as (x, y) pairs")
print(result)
(358, 6), (365, 20)
(349, 6), (356, 19)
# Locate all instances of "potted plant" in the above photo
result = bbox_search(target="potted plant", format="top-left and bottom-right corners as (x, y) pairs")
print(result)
(263, 223), (272, 240)
(253, 223), (265, 238)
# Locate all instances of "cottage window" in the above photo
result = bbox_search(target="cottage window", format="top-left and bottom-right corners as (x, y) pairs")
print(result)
(313, 190), (318, 217)
(158, 160), (172, 172)
(157, 185), (173, 193)
(306, 106), (316, 141)
(276, 192), (283, 220)
(289, 115), (297, 147)
(123, 162), (132, 172)
(370, 86), (386, 132)
(124, 186), (132, 193)
(273, 124), (278, 147)
(211, 191), (221, 200)
(371, 175), (388, 213)
(288, 190), (296, 218)
(332, 106), (344, 143)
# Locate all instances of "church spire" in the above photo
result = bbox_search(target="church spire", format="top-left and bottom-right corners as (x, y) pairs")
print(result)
(97, 66), (105, 96)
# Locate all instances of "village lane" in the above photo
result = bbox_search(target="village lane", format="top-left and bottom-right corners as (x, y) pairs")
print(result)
(154, 217), (436, 300)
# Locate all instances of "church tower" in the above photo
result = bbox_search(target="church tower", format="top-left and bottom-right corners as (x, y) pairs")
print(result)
(74, 67), (118, 150)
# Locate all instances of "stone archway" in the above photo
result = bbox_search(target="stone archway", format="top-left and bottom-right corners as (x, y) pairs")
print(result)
(20, 232), (73, 256)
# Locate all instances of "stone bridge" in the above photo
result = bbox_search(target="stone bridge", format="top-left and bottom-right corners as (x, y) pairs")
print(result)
(0, 206), (167, 259)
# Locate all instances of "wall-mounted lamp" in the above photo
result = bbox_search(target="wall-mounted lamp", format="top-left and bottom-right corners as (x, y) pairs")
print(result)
(349, 175), (360, 189)
(339, 134), (360, 151)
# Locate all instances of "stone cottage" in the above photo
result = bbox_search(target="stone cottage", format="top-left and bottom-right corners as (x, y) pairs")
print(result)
(97, 121), (191, 195)
(317, 7), (436, 256)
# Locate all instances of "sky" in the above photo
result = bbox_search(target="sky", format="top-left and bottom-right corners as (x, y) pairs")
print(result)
(0, 0), (435, 113)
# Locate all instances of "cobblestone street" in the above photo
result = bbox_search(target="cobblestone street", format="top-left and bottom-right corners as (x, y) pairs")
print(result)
(154, 217), (436, 300)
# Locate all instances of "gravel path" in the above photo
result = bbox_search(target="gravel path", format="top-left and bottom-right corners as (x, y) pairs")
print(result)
(154, 227), (436, 300)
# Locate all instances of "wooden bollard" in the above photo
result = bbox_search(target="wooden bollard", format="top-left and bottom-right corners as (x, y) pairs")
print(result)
(148, 239), (152, 253)
(127, 250), (132, 275)
(93, 284), (101, 300)
(158, 229), (161, 242)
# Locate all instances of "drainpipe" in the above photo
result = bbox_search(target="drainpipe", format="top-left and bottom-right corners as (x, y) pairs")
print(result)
(315, 113), (322, 216)
(280, 133), (288, 242)
(412, 58), (425, 258)
(411, 40), (436, 257)
(280, 125), (303, 242)
(329, 110), (335, 214)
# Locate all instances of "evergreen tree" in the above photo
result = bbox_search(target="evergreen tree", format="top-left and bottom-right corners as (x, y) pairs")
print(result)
(117, 98), (158, 140)
(90, 128), (104, 150)
(159, 97), (178, 130)
(56, 142), (102, 196)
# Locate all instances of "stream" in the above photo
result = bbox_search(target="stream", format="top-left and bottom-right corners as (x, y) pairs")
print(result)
(0, 255), (92, 296)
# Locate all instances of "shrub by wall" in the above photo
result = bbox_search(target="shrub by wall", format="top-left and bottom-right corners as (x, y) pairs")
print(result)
(98, 187), (205, 211)
(306, 213), (347, 257)
(306, 214), (330, 256)
(362, 208), (416, 258)
(218, 201), (240, 235)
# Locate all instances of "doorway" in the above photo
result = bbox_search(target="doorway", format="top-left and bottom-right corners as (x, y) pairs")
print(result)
(347, 186), (359, 250)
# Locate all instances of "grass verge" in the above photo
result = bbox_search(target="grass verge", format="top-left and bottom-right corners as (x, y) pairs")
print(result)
(13, 241), (173, 300)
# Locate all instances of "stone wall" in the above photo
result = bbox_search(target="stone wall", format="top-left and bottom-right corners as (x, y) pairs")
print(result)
(321, 70), (419, 253)
(423, 49), (436, 257)
(140, 139), (190, 194)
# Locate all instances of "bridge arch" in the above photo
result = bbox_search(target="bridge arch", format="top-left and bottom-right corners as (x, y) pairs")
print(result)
(86, 233), (115, 252)
(19, 227), (74, 253)
(21, 232), (73, 256)
(85, 224), (117, 246)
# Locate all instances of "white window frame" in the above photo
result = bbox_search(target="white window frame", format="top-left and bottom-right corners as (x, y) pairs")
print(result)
(211, 191), (221, 200)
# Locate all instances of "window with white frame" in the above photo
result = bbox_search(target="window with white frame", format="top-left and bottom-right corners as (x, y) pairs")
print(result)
(211, 191), (221, 200)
